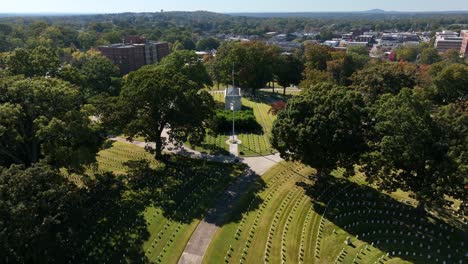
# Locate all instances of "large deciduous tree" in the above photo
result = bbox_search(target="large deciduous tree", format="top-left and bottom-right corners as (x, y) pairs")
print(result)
(5, 46), (60, 77)
(0, 164), (83, 263)
(433, 101), (467, 208)
(214, 41), (280, 94)
(274, 54), (304, 95)
(433, 63), (468, 104)
(362, 88), (456, 208)
(61, 50), (121, 98)
(271, 83), (367, 177)
(0, 77), (101, 170)
(196, 37), (220, 51)
(350, 61), (417, 102)
(303, 43), (333, 71)
(419, 47), (441, 65)
(116, 51), (214, 159)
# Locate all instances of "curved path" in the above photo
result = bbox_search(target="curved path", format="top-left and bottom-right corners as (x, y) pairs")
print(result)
(111, 136), (282, 175)
(110, 136), (282, 264)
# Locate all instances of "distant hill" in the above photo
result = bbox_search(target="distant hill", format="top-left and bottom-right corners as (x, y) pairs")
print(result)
(228, 10), (468, 18)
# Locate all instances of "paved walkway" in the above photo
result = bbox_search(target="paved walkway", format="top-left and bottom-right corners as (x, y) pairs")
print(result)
(111, 136), (282, 175)
(110, 137), (283, 264)
(178, 169), (258, 264)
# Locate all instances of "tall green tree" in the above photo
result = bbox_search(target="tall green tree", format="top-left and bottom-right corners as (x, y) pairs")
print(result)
(196, 37), (220, 51)
(419, 47), (441, 64)
(0, 77), (101, 170)
(274, 54), (304, 95)
(0, 164), (83, 263)
(433, 63), (468, 104)
(394, 45), (419, 62)
(433, 101), (467, 208)
(303, 43), (333, 71)
(271, 83), (367, 177)
(65, 50), (121, 98)
(214, 41), (280, 94)
(350, 61), (417, 102)
(6, 46), (60, 77)
(115, 51), (214, 159)
(362, 88), (454, 208)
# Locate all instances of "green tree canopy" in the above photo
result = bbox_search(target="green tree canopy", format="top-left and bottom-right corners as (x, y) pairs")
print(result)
(419, 47), (441, 65)
(327, 53), (368, 86)
(158, 50), (212, 88)
(114, 53), (214, 159)
(271, 83), (367, 177)
(0, 164), (83, 262)
(274, 54), (304, 95)
(394, 45), (419, 62)
(196, 37), (220, 51)
(362, 88), (455, 207)
(214, 41), (280, 93)
(350, 61), (417, 102)
(433, 63), (468, 104)
(68, 50), (121, 97)
(433, 101), (467, 206)
(304, 43), (333, 71)
(5, 46), (60, 77)
(0, 77), (101, 171)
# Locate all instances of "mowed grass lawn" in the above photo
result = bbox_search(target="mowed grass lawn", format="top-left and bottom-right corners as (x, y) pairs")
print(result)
(194, 91), (280, 157)
(202, 162), (467, 264)
(79, 141), (245, 263)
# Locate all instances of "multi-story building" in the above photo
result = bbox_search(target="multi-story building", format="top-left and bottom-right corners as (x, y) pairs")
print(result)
(460, 30), (468, 58)
(98, 36), (170, 74)
(354, 35), (375, 44)
(435, 31), (463, 53)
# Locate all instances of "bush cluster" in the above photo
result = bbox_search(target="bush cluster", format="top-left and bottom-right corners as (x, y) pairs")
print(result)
(213, 109), (261, 132)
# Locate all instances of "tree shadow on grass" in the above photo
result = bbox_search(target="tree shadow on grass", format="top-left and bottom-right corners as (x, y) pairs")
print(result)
(68, 155), (252, 263)
(193, 143), (231, 156)
(122, 156), (246, 224)
(205, 169), (266, 227)
(71, 172), (151, 263)
(300, 175), (467, 263)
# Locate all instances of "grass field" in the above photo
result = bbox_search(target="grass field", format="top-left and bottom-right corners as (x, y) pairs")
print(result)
(74, 141), (245, 263)
(193, 91), (281, 157)
(203, 162), (467, 264)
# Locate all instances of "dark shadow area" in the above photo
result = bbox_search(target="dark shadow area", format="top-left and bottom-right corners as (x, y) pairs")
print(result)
(256, 90), (296, 103)
(205, 169), (266, 227)
(123, 156), (246, 223)
(193, 143), (231, 156)
(70, 172), (151, 263)
(301, 176), (468, 263)
(67, 155), (249, 263)
(238, 142), (277, 157)
(206, 169), (267, 227)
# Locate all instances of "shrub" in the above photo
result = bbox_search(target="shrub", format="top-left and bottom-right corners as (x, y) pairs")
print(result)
(213, 109), (261, 132)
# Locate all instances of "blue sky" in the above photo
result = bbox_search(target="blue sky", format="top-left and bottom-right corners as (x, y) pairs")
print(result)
(1, 0), (468, 13)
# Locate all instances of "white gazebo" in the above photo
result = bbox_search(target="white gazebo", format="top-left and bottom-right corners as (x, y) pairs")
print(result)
(224, 87), (242, 111)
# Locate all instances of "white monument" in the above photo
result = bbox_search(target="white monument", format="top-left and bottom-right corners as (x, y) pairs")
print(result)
(225, 87), (241, 111)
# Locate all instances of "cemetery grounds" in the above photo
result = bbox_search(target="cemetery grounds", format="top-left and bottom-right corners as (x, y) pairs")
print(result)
(70, 141), (246, 263)
(203, 162), (467, 264)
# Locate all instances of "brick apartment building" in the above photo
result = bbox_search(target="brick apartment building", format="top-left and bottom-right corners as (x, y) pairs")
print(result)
(461, 30), (468, 58)
(98, 35), (170, 74)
